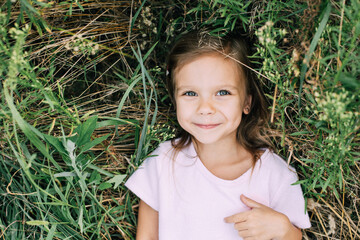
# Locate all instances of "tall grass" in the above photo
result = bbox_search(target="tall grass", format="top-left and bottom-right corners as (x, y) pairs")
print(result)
(1, 0), (359, 239)
(0, 1), (161, 238)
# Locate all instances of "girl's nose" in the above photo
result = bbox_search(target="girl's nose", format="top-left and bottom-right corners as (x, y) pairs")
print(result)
(197, 98), (215, 115)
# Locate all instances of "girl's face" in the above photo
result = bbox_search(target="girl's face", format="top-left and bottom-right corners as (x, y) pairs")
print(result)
(174, 54), (251, 146)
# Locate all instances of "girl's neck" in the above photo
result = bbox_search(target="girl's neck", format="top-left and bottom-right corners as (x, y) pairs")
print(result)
(192, 137), (254, 180)
(193, 138), (251, 166)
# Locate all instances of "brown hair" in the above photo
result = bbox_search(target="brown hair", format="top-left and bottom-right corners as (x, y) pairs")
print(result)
(166, 29), (272, 164)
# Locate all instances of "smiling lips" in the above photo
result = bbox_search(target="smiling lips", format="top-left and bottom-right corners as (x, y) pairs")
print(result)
(194, 123), (221, 129)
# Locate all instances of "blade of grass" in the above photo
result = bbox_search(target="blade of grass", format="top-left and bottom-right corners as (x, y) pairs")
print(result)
(3, 85), (62, 171)
(298, 2), (331, 109)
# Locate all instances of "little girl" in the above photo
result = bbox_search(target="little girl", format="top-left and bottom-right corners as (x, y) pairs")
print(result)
(125, 29), (311, 239)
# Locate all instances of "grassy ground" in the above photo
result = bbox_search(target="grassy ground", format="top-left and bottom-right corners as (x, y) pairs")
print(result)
(0, 0), (359, 239)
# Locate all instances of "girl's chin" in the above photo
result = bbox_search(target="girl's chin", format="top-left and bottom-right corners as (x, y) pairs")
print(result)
(191, 135), (223, 145)
(190, 131), (237, 146)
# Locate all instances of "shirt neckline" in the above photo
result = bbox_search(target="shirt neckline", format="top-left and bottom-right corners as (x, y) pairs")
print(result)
(183, 140), (269, 186)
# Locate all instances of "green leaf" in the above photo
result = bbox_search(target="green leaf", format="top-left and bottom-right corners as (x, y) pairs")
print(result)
(80, 133), (110, 153)
(43, 134), (66, 154)
(96, 118), (138, 129)
(76, 1), (84, 11)
(88, 164), (114, 177)
(45, 224), (57, 240)
(107, 174), (127, 189)
(54, 172), (77, 178)
(315, 121), (327, 128)
(26, 220), (50, 226)
(130, 0), (147, 33)
(75, 115), (98, 146)
(224, 14), (232, 26)
(115, 76), (142, 136)
(78, 206), (84, 233)
(339, 72), (360, 90)
(88, 171), (101, 185)
(290, 131), (310, 136)
(99, 182), (112, 190)
(4, 86), (62, 170)
(34, 202), (71, 206)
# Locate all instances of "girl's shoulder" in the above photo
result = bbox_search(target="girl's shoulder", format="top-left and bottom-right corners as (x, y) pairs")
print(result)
(258, 149), (298, 179)
(129, 141), (175, 181)
(142, 140), (174, 167)
(144, 139), (196, 168)
(151, 140), (174, 156)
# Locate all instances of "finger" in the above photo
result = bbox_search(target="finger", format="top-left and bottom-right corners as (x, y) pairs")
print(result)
(242, 237), (256, 240)
(234, 222), (248, 231)
(240, 194), (263, 209)
(237, 229), (253, 239)
(224, 212), (248, 223)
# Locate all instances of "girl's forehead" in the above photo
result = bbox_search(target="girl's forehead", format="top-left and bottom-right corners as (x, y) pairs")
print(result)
(174, 53), (246, 88)
(176, 52), (232, 70)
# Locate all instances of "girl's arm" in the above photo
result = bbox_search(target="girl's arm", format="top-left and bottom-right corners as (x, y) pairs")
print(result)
(280, 221), (302, 240)
(224, 195), (302, 240)
(136, 200), (159, 240)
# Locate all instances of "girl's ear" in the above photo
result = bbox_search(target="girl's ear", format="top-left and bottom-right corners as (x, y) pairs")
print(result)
(243, 95), (252, 114)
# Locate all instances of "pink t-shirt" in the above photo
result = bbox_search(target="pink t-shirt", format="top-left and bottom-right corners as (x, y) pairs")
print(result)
(125, 140), (311, 239)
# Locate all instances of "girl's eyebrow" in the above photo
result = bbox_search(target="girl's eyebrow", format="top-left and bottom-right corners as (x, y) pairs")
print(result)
(175, 86), (193, 91)
(218, 85), (239, 90)
(176, 85), (239, 90)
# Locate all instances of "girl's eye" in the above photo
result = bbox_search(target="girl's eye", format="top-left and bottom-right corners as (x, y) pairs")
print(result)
(217, 90), (230, 96)
(184, 91), (197, 97)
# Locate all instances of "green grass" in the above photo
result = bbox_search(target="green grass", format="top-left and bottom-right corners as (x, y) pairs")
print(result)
(1, 0), (359, 239)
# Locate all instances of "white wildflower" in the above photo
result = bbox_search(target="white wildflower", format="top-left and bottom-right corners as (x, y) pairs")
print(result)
(265, 21), (274, 27)
(143, 18), (152, 27)
(259, 36), (264, 44)
(327, 214), (336, 235)
(307, 198), (321, 210)
(293, 68), (300, 77)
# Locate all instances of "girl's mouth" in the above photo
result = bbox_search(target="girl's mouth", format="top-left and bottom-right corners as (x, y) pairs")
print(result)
(194, 123), (221, 129)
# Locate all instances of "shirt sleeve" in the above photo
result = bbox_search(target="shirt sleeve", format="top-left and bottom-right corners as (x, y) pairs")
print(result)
(125, 152), (161, 212)
(270, 170), (311, 229)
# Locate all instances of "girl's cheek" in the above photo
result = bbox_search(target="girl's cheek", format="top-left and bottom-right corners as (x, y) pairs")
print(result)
(177, 98), (193, 106)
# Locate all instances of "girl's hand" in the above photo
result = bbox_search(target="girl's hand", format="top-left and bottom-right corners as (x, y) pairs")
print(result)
(224, 195), (301, 240)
